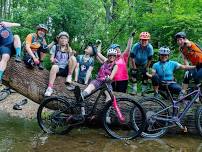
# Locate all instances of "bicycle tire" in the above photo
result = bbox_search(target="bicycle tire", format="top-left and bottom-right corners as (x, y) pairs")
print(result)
(37, 96), (74, 135)
(102, 97), (146, 140)
(137, 97), (170, 138)
(0, 91), (9, 101)
(195, 105), (202, 137)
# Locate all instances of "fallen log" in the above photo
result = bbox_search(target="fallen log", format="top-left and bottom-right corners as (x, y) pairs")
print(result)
(2, 57), (201, 134)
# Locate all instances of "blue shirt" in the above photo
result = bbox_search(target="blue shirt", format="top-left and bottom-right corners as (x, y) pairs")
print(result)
(152, 60), (181, 81)
(77, 55), (94, 80)
(0, 25), (13, 46)
(131, 42), (154, 65)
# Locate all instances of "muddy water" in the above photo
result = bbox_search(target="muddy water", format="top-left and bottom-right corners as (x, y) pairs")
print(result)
(0, 111), (202, 152)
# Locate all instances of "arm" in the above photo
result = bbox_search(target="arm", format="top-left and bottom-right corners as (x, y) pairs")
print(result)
(48, 41), (55, 49)
(130, 56), (137, 69)
(96, 52), (107, 64)
(85, 66), (94, 84)
(109, 65), (118, 80)
(181, 53), (189, 65)
(123, 36), (133, 63)
(179, 64), (196, 70)
(146, 58), (152, 69)
(1, 21), (21, 27)
(74, 63), (79, 82)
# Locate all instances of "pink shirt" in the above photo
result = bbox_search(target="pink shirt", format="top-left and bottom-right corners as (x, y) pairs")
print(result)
(113, 51), (129, 81)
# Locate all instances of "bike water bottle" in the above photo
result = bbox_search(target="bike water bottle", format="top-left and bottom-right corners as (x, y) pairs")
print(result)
(173, 101), (179, 117)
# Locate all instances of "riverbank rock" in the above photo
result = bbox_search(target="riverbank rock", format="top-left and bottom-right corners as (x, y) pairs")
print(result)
(0, 85), (39, 119)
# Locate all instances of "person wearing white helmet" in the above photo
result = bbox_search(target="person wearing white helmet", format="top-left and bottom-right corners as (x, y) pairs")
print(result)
(150, 46), (195, 98)
(80, 48), (118, 101)
(44, 31), (77, 96)
(24, 24), (54, 70)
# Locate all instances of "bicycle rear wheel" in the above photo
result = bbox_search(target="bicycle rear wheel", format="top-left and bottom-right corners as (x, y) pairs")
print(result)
(37, 96), (74, 135)
(137, 97), (170, 138)
(195, 106), (202, 136)
(102, 97), (146, 140)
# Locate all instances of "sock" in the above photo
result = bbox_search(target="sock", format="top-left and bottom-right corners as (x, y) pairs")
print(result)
(0, 70), (4, 80)
(132, 83), (137, 92)
(48, 83), (53, 88)
(15, 47), (21, 56)
(81, 91), (88, 98)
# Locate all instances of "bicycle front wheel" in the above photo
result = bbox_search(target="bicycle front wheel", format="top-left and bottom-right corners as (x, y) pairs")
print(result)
(37, 96), (73, 135)
(138, 97), (169, 138)
(102, 97), (146, 140)
(195, 105), (202, 136)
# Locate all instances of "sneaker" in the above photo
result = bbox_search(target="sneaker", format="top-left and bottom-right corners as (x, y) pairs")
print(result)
(44, 87), (53, 96)
(66, 75), (72, 84)
(15, 55), (21, 62)
(38, 63), (44, 70)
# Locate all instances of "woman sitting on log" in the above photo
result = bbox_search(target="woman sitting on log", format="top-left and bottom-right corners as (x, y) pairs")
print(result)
(81, 48), (118, 101)
(44, 31), (77, 96)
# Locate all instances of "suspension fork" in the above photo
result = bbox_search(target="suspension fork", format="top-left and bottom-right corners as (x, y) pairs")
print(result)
(112, 96), (125, 122)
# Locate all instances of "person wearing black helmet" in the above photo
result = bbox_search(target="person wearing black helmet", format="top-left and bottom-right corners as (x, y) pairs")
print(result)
(74, 43), (95, 85)
(175, 32), (202, 97)
(150, 46), (195, 98)
(24, 24), (54, 70)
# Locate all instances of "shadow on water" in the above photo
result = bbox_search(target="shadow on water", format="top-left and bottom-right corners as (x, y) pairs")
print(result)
(0, 111), (202, 152)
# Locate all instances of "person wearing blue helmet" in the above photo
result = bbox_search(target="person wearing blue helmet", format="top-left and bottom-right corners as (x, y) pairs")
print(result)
(150, 46), (195, 98)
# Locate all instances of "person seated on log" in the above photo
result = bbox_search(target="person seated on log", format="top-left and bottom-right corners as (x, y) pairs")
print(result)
(175, 32), (202, 98)
(80, 48), (118, 101)
(24, 24), (54, 70)
(44, 31), (77, 96)
(108, 31), (135, 93)
(148, 46), (195, 98)
(74, 43), (95, 85)
(130, 32), (154, 96)
(0, 21), (22, 84)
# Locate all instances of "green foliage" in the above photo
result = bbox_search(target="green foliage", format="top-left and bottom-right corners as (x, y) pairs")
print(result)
(2, 0), (202, 80)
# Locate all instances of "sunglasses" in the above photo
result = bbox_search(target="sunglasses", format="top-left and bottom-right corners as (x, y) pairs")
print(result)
(108, 55), (116, 57)
(160, 54), (169, 57)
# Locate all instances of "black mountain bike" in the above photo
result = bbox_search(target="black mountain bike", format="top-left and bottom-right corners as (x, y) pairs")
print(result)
(37, 81), (146, 140)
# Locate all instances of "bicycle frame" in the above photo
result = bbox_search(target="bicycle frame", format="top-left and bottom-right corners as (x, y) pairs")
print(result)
(80, 82), (124, 122)
(151, 84), (202, 129)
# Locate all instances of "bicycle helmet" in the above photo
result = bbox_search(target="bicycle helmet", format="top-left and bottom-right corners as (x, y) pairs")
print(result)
(36, 24), (48, 33)
(58, 31), (69, 38)
(158, 47), (171, 55)
(139, 32), (150, 40)
(110, 44), (120, 49)
(175, 32), (186, 39)
(107, 48), (117, 56)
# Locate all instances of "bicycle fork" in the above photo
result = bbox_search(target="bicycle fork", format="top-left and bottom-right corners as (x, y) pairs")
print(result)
(112, 96), (125, 123)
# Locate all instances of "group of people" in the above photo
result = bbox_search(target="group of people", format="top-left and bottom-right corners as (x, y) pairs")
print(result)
(1, 21), (202, 99)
